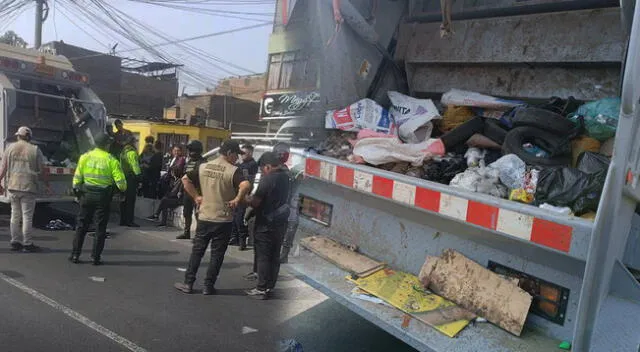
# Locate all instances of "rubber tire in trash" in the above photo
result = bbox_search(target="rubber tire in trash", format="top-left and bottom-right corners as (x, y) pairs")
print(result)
(502, 127), (572, 167)
(441, 116), (485, 150)
(510, 107), (576, 135)
(483, 119), (508, 145)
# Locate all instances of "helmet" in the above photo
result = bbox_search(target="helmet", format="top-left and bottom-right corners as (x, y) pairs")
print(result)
(186, 140), (203, 154)
(94, 133), (113, 149)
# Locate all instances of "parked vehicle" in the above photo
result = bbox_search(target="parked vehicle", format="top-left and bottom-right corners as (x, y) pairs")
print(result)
(233, 1), (640, 351)
(0, 43), (107, 202)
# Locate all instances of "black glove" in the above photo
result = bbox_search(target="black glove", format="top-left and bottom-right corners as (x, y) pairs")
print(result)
(73, 187), (82, 198)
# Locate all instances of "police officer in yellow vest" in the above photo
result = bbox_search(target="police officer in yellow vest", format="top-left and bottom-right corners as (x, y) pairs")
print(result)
(70, 133), (127, 265)
(118, 134), (142, 227)
(174, 140), (252, 295)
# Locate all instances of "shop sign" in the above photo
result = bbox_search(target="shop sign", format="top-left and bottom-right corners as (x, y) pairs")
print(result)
(260, 91), (320, 119)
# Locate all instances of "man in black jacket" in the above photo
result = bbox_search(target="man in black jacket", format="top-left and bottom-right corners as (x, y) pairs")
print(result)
(244, 152), (291, 300)
(229, 144), (258, 250)
(177, 140), (205, 240)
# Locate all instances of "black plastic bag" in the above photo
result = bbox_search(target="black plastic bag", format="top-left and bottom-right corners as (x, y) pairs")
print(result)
(576, 151), (610, 174)
(423, 155), (467, 185)
(535, 165), (607, 216)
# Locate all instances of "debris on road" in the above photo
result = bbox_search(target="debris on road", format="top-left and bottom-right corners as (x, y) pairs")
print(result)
(241, 326), (258, 335)
(278, 339), (304, 352)
(45, 219), (73, 231)
(89, 276), (105, 282)
(176, 268), (186, 272)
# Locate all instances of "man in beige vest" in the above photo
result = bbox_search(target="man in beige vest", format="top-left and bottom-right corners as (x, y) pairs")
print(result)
(174, 140), (252, 295)
(0, 127), (49, 252)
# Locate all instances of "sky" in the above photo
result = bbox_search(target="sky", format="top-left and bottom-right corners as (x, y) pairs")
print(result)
(1, 0), (274, 94)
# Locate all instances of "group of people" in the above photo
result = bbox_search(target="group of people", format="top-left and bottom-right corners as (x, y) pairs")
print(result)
(0, 120), (299, 299)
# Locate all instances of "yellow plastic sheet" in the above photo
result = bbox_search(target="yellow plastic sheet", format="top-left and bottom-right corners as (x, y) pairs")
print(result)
(348, 268), (472, 337)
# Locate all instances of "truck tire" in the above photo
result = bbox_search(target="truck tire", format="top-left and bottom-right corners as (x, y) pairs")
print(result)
(502, 127), (571, 167)
(510, 107), (576, 135)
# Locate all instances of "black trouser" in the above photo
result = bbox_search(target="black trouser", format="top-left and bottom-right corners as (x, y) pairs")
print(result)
(231, 205), (248, 244)
(182, 196), (197, 234)
(254, 221), (288, 291)
(142, 176), (159, 199)
(72, 187), (112, 259)
(119, 176), (137, 225)
(184, 220), (232, 288)
(282, 216), (299, 250)
(154, 197), (181, 225)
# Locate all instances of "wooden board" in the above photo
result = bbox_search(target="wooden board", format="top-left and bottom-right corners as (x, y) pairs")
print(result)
(425, 249), (533, 336)
(347, 268), (473, 338)
(300, 236), (385, 277)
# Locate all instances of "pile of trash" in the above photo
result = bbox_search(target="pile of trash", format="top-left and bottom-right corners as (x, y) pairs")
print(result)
(45, 219), (74, 231)
(321, 89), (618, 218)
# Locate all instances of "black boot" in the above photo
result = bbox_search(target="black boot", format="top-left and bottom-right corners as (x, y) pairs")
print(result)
(68, 254), (80, 264)
(176, 231), (190, 240)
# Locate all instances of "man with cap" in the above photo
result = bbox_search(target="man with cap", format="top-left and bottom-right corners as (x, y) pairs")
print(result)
(174, 140), (252, 295)
(70, 133), (127, 265)
(229, 144), (258, 249)
(119, 133), (142, 227)
(176, 140), (205, 240)
(0, 126), (49, 252)
(244, 151), (292, 300)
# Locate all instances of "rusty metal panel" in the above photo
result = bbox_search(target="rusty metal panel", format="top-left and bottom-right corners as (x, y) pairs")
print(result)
(409, 64), (620, 100)
(405, 8), (624, 64)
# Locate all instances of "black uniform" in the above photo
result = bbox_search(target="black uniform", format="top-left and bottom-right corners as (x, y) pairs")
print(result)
(230, 157), (258, 248)
(179, 155), (204, 238)
(253, 168), (291, 292)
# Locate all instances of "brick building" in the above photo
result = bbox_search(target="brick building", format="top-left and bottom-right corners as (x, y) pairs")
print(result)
(41, 41), (179, 118)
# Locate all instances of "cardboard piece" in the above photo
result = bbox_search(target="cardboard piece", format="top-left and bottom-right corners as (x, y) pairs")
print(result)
(423, 249), (533, 336)
(348, 268), (473, 337)
(300, 236), (385, 277)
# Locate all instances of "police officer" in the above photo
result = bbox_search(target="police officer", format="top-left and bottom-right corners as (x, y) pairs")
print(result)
(177, 140), (205, 240)
(70, 133), (127, 265)
(229, 144), (258, 250)
(119, 134), (142, 227)
(174, 140), (251, 295)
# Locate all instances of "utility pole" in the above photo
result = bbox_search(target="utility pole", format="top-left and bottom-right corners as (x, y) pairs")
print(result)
(34, 0), (48, 49)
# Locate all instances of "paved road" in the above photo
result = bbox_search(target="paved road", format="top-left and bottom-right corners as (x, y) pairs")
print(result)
(0, 205), (416, 352)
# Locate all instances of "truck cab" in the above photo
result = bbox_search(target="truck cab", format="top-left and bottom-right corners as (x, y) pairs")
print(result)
(0, 43), (107, 202)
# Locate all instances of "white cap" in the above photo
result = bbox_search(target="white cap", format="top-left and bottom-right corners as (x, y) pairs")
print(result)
(15, 126), (32, 137)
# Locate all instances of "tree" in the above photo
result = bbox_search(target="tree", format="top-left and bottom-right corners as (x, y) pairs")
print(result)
(0, 31), (28, 48)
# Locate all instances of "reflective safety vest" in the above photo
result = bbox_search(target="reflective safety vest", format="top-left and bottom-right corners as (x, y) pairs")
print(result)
(120, 145), (141, 177)
(73, 148), (127, 191)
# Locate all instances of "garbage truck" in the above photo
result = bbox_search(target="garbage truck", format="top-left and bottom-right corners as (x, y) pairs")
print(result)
(206, 1), (640, 351)
(0, 43), (107, 202)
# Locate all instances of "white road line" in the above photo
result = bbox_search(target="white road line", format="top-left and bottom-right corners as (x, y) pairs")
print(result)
(0, 273), (148, 352)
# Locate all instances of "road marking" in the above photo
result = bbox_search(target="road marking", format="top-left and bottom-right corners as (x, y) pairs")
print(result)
(0, 272), (148, 352)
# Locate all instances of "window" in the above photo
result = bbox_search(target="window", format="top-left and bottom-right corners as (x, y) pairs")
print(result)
(157, 133), (189, 155)
(298, 195), (332, 226)
(206, 136), (221, 151)
(267, 52), (313, 90)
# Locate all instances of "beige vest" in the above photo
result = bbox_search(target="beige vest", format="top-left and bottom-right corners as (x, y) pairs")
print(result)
(198, 156), (238, 222)
(4, 140), (41, 194)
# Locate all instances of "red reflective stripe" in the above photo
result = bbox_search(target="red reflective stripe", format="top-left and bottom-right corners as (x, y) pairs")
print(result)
(305, 159), (321, 177)
(415, 187), (441, 212)
(466, 201), (499, 230)
(531, 218), (572, 253)
(372, 176), (393, 198)
(335, 166), (354, 187)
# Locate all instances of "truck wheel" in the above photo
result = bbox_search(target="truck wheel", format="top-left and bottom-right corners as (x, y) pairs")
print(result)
(509, 107), (576, 135)
(502, 127), (571, 167)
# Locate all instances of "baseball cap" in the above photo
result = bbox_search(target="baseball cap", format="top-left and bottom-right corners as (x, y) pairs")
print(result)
(258, 151), (281, 167)
(219, 140), (245, 155)
(15, 126), (32, 137)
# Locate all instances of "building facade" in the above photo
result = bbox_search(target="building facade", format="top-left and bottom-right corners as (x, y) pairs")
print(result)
(42, 41), (178, 118)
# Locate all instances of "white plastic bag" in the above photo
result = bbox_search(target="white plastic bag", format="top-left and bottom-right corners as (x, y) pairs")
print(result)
(489, 154), (526, 189)
(450, 167), (508, 198)
(325, 99), (396, 135)
(441, 89), (524, 110)
(388, 91), (440, 143)
(351, 137), (439, 166)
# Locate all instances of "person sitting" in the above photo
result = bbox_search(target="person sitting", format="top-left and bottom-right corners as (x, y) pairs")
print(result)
(146, 167), (184, 226)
